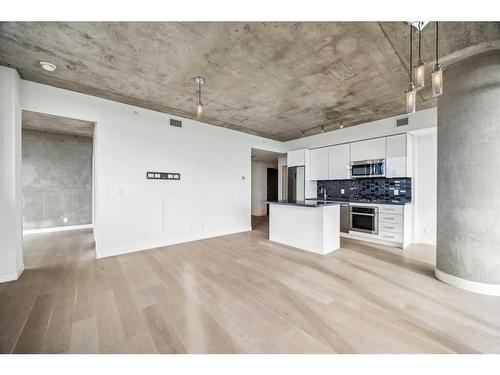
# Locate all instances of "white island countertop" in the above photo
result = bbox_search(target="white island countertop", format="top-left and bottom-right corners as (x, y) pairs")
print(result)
(264, 200), (340, 255)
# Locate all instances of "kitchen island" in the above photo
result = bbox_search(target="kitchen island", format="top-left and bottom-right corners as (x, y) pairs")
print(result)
(264, 200), (340, 255)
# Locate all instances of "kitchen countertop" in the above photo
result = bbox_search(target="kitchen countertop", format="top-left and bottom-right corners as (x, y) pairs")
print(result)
(263, 200), (340, 208)
(307, 198), (412, 206)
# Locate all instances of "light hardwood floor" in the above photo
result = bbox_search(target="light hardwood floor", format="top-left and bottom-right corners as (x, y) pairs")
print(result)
(1, 216), (500, 353)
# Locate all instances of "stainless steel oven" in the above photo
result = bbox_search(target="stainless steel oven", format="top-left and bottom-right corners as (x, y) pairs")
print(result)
(351, 159), (385, 178)
(350, 206), (378, 234)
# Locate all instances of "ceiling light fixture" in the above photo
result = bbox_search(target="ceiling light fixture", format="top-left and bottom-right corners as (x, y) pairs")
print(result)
(39, 61), (56, 72)
(321, 125), (325, 133)
(339, 121), (344, 129)
(414, 25), (425, 90)
(301, 130), (306, 137)
(406, 23), (416, 115)
(432, 22), (444, 97)
(193, 76), (205, 118)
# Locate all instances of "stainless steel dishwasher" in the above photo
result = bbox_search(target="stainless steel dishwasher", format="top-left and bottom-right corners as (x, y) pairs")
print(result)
(340, 203), (350, 233)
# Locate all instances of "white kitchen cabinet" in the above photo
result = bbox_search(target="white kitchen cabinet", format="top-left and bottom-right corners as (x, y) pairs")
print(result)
(309, 148), (329, 180)
(347, 203), (413, 249)
(378, 204), (413, 249)
(328, 143), (350, 180)
(386, 134), (410, 178)
(350, 137), (386, 162)
(287, 149), (308, 167)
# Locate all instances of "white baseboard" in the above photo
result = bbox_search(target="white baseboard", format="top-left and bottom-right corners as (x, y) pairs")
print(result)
(0, 263), (24, 283)
(23, 224), (93, 235)
(435, 268), (500, 296)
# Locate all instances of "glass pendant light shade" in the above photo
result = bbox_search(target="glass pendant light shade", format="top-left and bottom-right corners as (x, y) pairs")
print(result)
(432, 64), (443, 97)
(196, 103), (203, 118)
(406, 84), (416, 114)
(414, 59), (425, 90)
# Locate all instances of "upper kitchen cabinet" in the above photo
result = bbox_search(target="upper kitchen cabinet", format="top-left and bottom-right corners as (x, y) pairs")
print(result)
(328, 143), (350, 180)
(350, 137), (386, 162)
(309, 147), (329, 180)
(386, 134), (413, 178)
(287, 149), (309, 167)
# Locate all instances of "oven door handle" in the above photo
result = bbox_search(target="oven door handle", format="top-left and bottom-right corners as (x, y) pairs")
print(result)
(351, 213), (376, 217)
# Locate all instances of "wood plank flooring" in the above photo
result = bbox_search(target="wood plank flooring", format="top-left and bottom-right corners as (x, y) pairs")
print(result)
(1, 216), (500, 353)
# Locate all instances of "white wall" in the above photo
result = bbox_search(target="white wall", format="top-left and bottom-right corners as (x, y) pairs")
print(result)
(284, 108), (437, 151)
(20, 79), (284, 258)
(251, 160), (278, 216)
(0, 67), (23, 282)
(413, 130), (437, 245)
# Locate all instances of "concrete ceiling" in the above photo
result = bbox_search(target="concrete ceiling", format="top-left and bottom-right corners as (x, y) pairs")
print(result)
(22, 110), (95, 137)
(2, 22), (499, 141)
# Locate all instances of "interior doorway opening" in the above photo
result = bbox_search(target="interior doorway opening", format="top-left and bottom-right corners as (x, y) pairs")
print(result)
(21, 110), (96, 243)
(250, 148), (286, 233)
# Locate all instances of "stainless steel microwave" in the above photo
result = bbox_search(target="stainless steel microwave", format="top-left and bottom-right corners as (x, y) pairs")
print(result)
(350, 159), (385, 178)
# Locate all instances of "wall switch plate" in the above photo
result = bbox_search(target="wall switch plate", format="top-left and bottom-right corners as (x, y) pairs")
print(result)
(341, 189), (345, 194)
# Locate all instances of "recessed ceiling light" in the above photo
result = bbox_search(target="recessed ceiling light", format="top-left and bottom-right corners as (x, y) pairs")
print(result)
(39, 61), (56, 72)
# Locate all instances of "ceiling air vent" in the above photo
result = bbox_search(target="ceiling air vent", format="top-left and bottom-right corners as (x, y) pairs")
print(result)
(170, 118), (182, 128)
(396, 117), (409, 127)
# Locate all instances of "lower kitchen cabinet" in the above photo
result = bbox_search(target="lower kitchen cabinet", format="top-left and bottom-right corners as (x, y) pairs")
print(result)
(347, 203), (412, 249)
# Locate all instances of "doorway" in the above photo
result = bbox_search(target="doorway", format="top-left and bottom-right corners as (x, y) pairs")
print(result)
(21, 110), (95, 237)
(250, 148), (286, 233)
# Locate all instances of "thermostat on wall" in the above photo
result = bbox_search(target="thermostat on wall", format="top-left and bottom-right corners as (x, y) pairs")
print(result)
(146, 171), (180, 180)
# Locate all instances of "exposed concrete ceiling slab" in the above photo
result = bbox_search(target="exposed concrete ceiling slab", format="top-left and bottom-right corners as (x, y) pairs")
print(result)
(2, 22), (499, 141)
(22, 110), (95, 137)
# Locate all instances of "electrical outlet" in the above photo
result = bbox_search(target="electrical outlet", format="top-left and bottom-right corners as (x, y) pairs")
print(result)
(341, 189), (345, 194)
(394, 189), (399, 196)
(63, 217), (68, 223)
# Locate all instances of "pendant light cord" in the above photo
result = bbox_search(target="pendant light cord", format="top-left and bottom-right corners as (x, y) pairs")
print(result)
(409, 24), (413, 83)
(418, 27), (421, 60)
(435, 21), (439, 65)
(198, 80), (202, 105)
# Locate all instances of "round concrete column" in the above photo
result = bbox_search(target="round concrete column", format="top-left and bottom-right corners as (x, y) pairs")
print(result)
(436, 49), (500, 295)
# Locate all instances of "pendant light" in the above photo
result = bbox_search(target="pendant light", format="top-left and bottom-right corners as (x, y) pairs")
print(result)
(432, 22), (443, 97)
(406, 24), (416, 114)
(193, 76), (205, 118)
(414, 26), (425, 90)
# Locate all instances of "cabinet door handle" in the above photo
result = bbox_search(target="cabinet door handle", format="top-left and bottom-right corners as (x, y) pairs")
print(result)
(384, 226), (394, 229)
(384, 217), (394, 220)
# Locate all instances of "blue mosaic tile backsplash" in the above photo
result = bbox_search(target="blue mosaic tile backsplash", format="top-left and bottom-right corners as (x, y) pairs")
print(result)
(317, 178), (412, 203)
